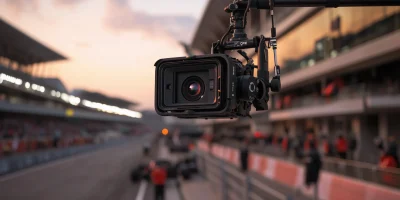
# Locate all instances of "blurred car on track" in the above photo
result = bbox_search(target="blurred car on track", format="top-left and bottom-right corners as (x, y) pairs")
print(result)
(130, 163), (150, 182)
(130, 159), (180, 183)
(155, 159), (178, 178)
(176, 153), (199, 180)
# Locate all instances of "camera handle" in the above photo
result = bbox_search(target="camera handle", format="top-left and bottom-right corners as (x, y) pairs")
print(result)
(268, 0), (281, 93)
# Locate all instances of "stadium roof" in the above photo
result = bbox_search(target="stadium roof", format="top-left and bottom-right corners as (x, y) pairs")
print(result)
(0, 64), (68, 93)
(71, 89), (138, 108)
(191, 0), (231, 54)
(0, 18), (67, 65)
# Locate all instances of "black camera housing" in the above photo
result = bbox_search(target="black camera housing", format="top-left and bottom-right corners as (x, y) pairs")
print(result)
(155, 54), (239, 118)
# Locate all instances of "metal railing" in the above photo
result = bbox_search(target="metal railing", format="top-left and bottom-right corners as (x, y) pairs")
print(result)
(216, 140), (400, 189)
(323, 157), (400, 188)
(197, 151), (298, 200)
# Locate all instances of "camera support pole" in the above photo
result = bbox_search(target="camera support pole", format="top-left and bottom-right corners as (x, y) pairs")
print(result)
(249, 0), (400, 9)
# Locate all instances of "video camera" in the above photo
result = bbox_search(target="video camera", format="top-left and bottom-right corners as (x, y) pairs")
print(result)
(154, 0), (400, 119)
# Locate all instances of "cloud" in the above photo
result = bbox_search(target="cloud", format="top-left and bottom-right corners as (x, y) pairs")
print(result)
(103, 0), (197, 43)
(1, 0), (40, 15)
(75, 42), (90, 48)
(53, 0), (89, 7)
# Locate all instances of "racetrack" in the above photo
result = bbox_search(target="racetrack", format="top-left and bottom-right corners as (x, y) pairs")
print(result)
(0, 135), (155, 200)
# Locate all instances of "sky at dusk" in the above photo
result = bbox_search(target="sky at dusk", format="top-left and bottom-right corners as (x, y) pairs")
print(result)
(0, 0), (208, 110)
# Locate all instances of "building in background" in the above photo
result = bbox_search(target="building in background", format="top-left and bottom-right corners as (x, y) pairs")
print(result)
(191, 1), (400, 163)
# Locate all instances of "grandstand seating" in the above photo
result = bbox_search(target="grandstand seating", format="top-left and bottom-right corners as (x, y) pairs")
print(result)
(0, 18), (144, 158)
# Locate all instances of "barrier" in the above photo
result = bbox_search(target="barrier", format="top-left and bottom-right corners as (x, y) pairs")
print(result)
(197, 150), (292, 200)
(229, 139), (400, 188)
(197, 140), (400, 200)
(0, 139), (127, 176)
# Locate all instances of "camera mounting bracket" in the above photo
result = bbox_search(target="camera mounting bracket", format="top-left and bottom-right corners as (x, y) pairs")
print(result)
(211, 0), (280, 115)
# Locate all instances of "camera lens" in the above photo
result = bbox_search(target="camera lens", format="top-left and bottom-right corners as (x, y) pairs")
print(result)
(188, 82), (201, 96)
(182, 76), (205, 101)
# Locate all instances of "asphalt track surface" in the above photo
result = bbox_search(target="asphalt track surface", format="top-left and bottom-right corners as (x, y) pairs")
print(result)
(0, 135), (170, 200)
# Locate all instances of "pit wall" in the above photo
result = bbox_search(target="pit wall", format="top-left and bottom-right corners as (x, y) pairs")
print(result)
(197, 140), (400, 200)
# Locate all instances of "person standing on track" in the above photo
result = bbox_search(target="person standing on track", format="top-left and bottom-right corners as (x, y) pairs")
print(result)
(150, 161), (167, 200)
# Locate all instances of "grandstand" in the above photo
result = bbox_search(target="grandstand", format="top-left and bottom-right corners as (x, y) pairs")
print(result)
(0, 18), (142, 120)
(0, 17), (144, 156)
(191, 0), (400, 191)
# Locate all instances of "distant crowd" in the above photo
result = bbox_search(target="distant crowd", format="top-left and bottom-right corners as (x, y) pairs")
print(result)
(204, 129), (399, 169)
(0, 116), (143, 157)
(264, 129), (399, 169)
(277, 129), (399, 169)
(0, 119), (94, 157)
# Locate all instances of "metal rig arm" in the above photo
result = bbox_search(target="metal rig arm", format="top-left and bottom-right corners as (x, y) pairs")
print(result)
(249, 0), (400, 9)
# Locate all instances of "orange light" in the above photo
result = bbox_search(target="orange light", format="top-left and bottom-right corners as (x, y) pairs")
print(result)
(161, 128), (169, 135)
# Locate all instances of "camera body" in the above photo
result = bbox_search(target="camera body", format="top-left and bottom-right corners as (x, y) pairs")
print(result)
(155, 54), (265, 118)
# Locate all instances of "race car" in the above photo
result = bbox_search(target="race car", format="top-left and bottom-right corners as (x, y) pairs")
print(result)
(174, 154), (198, 181)
(130, 163), (150, 182)
(155, 159), (178, 178)
(184, 156), (198, 174)
(130, 159), (179, 183)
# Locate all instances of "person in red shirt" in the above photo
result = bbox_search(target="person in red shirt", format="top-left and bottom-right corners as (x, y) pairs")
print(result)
(336, 135), (348, 159)
(380, 154), (397, 168)
(281, 129), (291, 156)
(150, 161), (167, 200)
(379, 153), (398, 185)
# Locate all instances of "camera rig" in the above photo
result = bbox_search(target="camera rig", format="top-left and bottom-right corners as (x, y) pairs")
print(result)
(154, 0), (400, 119)
(211, 0), (282, 116)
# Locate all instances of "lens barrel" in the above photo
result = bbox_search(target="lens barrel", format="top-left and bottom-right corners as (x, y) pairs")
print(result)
(182, 76), (205, 101)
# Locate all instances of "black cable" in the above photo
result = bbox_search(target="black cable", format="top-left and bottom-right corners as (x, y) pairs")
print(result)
(243, 0), (251, 27)
(221, 25), (233, 44)
(271, 15), (275, 35)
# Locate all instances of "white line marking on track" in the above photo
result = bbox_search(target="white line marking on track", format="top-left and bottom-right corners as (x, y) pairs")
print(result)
(135, 180), (148, 200)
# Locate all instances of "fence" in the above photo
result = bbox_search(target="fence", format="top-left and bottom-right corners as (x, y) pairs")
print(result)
(199, 140), (400, 200)
(0, 138), (128, 176)
(219, 139), (400, 189)
(323, 157), (400, 188)
(197, 151), (297, 200)
(250, 144), (400, 189)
